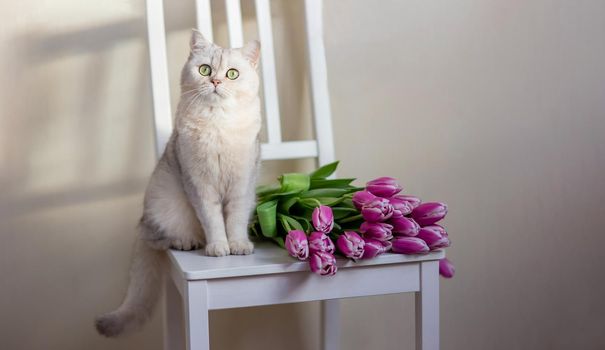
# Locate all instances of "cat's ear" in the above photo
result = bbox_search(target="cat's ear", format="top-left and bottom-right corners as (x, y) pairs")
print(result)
(190, 29), (212, 53)
(240, 40), (260, 68)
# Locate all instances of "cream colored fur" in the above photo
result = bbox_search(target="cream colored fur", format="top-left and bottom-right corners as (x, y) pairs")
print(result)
(95, 30), (261, 337)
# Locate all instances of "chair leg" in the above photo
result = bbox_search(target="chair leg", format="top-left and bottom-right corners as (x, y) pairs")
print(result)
(164, 276), (185, 350)
(415, 261), (439, 350)
(185, 281), (210, 350)
(321, 299), (340, 350)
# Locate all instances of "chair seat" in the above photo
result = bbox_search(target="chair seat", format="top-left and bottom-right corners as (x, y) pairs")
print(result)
(168, 241), (445, 280)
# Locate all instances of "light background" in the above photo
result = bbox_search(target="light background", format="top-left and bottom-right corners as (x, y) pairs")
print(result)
(1, 0), (605, 349)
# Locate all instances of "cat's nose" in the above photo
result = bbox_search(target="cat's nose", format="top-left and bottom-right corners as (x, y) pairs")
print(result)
(211, 79), (222, 87)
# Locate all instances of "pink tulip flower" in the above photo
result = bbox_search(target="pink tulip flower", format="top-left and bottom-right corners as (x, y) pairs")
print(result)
(308, 231), (335, 254)
(388, 195), (414, 216)
(336, 231), (365, 260)
(352, 190), (377, 210)
(390, 213), (421, 236)
(309, 251), (337, 276)
(393, 194), (422, 209)
(361, 197), (394, 222)
(391, 237), (430, 254)
(361, 238), (391, 259)
(417, 226), (450, 250)
(312, 205), (334, 233)
(410, 202), (448, 226)
(359, 222), (393, 241)
(366, 177), (403, 198)
(285, 230), (309, 260)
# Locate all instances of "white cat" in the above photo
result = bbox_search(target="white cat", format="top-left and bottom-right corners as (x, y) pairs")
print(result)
(95, 29), (261, 337)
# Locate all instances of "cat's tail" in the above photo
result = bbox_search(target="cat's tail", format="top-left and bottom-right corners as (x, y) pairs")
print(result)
(95, 234), (165, 337)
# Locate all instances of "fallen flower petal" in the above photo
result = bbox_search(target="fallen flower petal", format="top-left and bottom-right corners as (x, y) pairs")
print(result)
(439, 258), (455, 278)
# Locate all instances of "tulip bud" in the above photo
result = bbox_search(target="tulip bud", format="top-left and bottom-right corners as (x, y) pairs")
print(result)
(410, 202), (448, 226)
(439, 258), (455, 278)
(312, 205), (334, 233)
(366, 177), (403, 198)
(361, 238), (391, 259)
(308, 231), (335, 254)
(361, 197), (394, 222)
(381, 239), (393, 252)
(336, 231), (365, 260)
(391, 237), (430, 254)
(393, 194), (422, 209)
(388, 195), (414, 216)
(417, 226), (450, 250)
(359, 222), (393, 241)
(352, 190), (377, 210)
(309, 251), (337, 276)
(390, 213), (420, 236)
(427, 224), (448, 238)
(285, 230), (309, 260)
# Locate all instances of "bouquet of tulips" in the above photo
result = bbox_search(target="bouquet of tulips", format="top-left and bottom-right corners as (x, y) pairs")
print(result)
(251, 162), (455, 277)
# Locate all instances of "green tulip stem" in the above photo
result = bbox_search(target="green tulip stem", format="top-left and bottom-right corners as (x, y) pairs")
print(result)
(338, 214), (363, 224)
(310, 198), (322, 208)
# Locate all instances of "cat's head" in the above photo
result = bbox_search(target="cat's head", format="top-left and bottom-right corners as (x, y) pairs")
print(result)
(181, 29), (260, 108)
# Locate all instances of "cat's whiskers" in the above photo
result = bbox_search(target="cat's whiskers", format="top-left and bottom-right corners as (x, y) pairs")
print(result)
(216, 86), (233, 98)
(182, 91), (204, 116)
(181, 88), (201, 97)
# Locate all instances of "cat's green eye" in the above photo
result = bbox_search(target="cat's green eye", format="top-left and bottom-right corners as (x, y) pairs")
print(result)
(199, 64), (211, 76)
(226, 68), (239, 80)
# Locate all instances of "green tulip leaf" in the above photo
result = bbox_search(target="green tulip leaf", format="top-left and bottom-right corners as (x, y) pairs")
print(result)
(256, 183), (281, 197)
(300, 188), (351, 198)
(249, 224), (260, 237)
(279, 173), (310, 193)
(272, 236), (285, 248)
(297, 198), (322, 209)
(261, 190), (304, 201)
(310, 178), (356, 189)
(331, 207), (360, 219)
(290, 215), (312, 232)
(279, 197), (299, 213)
(278, 214), (305, 232)
(338, 213), (363, 223)
(256, 200), (278, 237)
(309, 161), (339, 179)
(339, 198), (356, 209)
(332, 222), (342, 233)
(297, 197), (345, 207)
(316, 197), (345, 206)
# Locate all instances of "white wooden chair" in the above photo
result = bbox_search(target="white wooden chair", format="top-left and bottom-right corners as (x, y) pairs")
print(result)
(145, 0), (443, 349)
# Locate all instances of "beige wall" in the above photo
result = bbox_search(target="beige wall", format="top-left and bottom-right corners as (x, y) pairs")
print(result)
(1, 0), (605, 349)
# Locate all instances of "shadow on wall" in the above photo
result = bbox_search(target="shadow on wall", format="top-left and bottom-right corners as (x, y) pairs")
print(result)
(2, 18), (153, 218)
(0, 1), (319, 349)
(1, 0), (315, 216)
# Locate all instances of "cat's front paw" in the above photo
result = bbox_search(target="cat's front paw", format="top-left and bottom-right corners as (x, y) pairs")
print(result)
(205, 241), (230, 257)
(171, 238), (203, 251)
(229, 239), (254, 255)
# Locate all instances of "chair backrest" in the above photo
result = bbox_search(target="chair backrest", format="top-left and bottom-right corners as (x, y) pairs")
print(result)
(145, 0), (335, 166)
